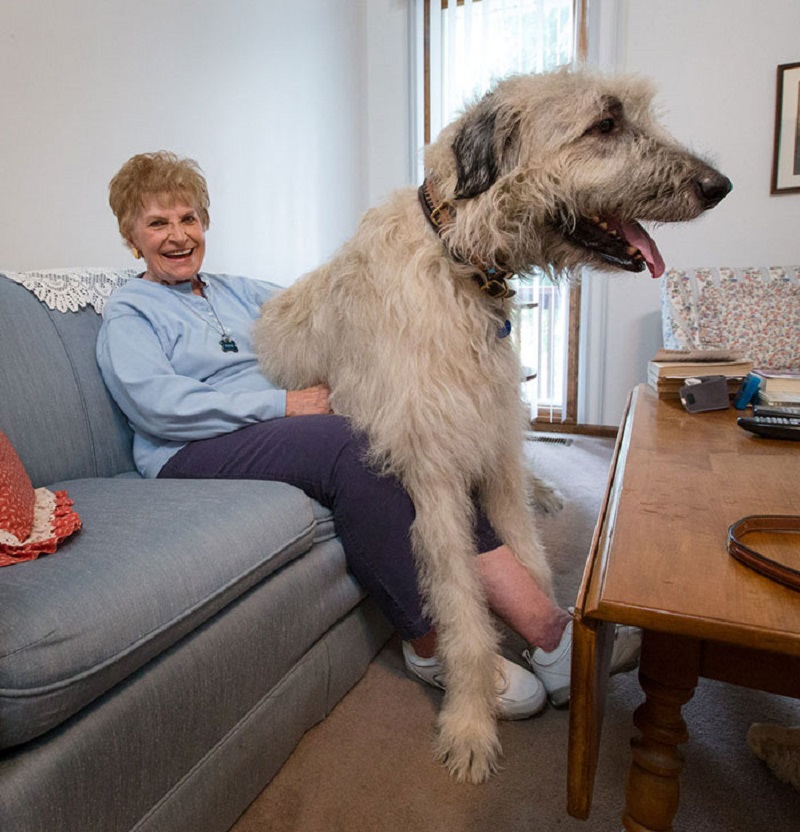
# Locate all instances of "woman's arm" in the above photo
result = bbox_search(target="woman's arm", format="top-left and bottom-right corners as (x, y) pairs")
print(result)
(97, 313), (288, 441)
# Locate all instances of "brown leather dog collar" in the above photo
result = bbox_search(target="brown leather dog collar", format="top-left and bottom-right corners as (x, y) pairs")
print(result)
(727, 514), (800, 591)
(418, 177), (515, 299)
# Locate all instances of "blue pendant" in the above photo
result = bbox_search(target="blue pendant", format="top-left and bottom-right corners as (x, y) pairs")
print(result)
(220, 337), (239, 353)
(497, 319), (512, 339)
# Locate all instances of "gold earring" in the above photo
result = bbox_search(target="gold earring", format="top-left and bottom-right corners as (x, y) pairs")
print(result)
(132, 246), (141, 259)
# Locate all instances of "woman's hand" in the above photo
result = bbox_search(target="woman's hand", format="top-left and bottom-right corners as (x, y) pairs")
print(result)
(285, 384), (333, 416)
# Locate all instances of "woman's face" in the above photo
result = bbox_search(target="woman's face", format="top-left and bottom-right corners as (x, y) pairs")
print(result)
(129, 194), (206, 285)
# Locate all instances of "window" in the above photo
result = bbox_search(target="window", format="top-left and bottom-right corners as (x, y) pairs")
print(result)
(418, 0), (587, 425)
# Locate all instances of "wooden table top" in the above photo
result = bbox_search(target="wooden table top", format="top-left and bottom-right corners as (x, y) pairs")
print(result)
(582, 385), (800, 657)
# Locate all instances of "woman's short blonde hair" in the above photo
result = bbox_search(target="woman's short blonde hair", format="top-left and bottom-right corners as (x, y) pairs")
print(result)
(109, 151), (210, 242)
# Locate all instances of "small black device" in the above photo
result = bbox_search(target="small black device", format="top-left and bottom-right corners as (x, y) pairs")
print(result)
(737, 412), (800, 440)
(679, 375), (730, 413)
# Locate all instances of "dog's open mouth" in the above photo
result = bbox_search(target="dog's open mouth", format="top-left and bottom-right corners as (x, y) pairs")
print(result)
(563, 215), (666, 279)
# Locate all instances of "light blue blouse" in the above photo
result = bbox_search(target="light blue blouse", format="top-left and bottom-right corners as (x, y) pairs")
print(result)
(96, 273), (287, 478)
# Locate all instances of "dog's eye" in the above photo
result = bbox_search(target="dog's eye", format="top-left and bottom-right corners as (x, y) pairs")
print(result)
(585, 117), (616, 138)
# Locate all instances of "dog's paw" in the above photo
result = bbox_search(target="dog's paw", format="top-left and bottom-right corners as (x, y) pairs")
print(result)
(434, 720), (502, 784)
(527, 473), (564, 513)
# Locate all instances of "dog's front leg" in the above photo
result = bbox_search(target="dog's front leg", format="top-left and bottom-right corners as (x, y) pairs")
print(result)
(407, 479), (502, 783)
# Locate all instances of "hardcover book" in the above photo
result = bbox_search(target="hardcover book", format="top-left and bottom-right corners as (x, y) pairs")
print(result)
(752, 368), (800, 394)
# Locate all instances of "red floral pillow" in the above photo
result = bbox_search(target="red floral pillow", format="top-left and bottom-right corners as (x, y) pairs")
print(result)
(0, 430), (34, 539)
(0, 430), (82, 566)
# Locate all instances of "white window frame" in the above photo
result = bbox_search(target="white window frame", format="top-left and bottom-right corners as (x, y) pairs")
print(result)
(413, 0), (587, 426)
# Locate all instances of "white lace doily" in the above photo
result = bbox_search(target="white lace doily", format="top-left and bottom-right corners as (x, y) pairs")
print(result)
(1, 267), (139, 313)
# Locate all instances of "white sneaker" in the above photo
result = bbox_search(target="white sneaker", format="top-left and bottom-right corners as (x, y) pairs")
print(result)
(402, 641), (547, 720)
(524, 615), (641, 708)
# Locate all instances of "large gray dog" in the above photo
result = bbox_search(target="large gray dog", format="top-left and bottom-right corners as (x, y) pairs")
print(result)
(254, 69), (731, 783)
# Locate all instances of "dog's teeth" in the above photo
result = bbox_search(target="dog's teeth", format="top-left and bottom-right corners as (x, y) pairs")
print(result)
(599, 222), (609, 231)
(627, 246), (640, 256)
(590, 215), (601, 224)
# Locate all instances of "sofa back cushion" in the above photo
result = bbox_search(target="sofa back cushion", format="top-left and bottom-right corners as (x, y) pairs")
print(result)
(0, 274), (137, 486)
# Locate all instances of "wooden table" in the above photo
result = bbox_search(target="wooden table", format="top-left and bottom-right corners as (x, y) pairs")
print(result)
(567, 385), (800, 831)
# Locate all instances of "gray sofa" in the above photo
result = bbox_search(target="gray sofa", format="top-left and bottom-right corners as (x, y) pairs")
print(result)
(0, 271), (392, 832)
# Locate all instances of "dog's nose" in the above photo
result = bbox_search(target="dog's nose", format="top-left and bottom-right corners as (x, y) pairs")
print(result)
(697, 172), (733, 208)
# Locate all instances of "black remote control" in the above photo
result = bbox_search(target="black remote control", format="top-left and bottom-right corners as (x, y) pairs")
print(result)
(738, 414), (800, 440)
(753, 405), (800, 419)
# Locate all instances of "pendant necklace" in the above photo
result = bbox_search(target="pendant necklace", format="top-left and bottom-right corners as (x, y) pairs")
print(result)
(171, 280), (239, 353)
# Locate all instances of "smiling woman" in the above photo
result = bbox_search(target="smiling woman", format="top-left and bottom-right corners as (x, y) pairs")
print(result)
(108, 151), (210, 290)
(130, 199), (207, 287)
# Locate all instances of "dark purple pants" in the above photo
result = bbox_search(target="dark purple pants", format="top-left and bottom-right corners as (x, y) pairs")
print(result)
(158, 414), (501, 640)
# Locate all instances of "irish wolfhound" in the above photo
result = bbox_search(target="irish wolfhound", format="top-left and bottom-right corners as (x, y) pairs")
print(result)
(254, 69), (731, 783)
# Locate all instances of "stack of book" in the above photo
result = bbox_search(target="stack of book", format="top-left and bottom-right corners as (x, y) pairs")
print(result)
(752, 368), (800, 407)
(646, 349), (753, 399)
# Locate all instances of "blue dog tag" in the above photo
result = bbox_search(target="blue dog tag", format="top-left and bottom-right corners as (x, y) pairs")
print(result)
(497, 319), (512, 338)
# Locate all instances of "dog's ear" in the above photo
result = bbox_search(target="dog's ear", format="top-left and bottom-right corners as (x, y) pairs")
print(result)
(452, 94), (520, 199)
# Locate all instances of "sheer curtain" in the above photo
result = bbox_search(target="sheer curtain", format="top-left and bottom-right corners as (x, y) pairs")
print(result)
(428, 0), (578, 141)
(422, 0), (581, 417)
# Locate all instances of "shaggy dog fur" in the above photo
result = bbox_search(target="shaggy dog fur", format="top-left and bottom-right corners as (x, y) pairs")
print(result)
(254, 69), (731, 783)
(747, 723), (800, 791)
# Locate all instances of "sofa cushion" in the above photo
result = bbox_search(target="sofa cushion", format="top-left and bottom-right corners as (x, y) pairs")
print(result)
(0, 275), (137, 486)
(0, 477), (319, 749)
(311, 499), (336, 544)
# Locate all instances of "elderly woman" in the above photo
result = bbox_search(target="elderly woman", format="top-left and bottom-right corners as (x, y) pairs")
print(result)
(97, 151), (638, 719)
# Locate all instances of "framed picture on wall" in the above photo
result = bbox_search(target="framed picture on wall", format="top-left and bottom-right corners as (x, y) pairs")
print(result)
(771, 61), (800, 194)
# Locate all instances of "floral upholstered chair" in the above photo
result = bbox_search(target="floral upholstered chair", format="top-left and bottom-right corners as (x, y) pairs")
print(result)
(662, 266), (800, 369)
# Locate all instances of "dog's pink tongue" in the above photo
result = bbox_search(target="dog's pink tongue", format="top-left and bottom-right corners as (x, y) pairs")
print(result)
(621, 221), (665, 279)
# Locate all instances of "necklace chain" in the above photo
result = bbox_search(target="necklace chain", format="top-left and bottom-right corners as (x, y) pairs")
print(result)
(171, 279), (239, 353)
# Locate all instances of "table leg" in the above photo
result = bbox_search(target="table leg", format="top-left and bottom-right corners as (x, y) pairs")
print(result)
(622, 631), (701, 832)
(567, 614), (616, 818)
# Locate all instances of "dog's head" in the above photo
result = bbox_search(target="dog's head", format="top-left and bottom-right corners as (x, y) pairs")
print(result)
(424, 69), (732, 279)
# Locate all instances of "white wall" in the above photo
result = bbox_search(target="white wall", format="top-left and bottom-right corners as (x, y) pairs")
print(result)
(0, 0), (370, 283)
(365, 0), (416, 204)
(580, 0), (800, 426)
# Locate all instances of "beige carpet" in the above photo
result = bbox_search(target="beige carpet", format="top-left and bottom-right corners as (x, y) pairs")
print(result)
(231, 435), (800, 831)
